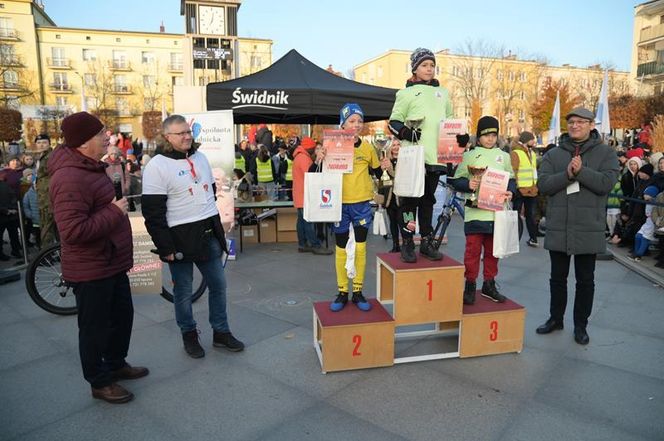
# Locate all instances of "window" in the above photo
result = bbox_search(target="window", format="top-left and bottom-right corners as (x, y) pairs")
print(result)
(170, 52), (183, 70)
(86, 36), (91, 41)
(496, 69), (504, 80)
(361, 73), (367, 83)
(84, 73), (95, 86)
(377, 65), (383, 78)
(435, 66), (440, 76)
(53, 72), (68, 88)
(141, 51), (155, 64)
(114, 74), (128, 92)
(0, 17), (13, 37)
(508, 71), (515, 81)
(5, 95), (18, 109)
(82, 48), (96, 61)
(115, 97), (130, 116)
(55, 96), (68, 107)
(3, 70), (17, 87)
(172, 76), (184, 86)
(519, 90), (526, 100)
(0, 43), (15, 64)
(143, 75), (156, 88)
(519, 72), (527, 82)
(51, 47), (66, 66)
(518, 109), (525, 120)
(250, 55), (262, 69)
(112, 50), (127, 68)
(85, 96), (98, 110)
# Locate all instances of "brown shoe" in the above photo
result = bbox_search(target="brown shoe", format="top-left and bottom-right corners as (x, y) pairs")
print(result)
(111, 364), (150, 380)
(91, 383), (134, 404)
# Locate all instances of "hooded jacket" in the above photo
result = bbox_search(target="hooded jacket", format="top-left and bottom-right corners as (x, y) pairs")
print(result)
(292, 144), (314, 209)
(538, 130), (619, 255)
(48, 146), (133, 282)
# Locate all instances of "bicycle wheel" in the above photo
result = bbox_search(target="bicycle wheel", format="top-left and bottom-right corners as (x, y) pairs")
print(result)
(25, 244), (77, 315)
(159, 262), (207, 303)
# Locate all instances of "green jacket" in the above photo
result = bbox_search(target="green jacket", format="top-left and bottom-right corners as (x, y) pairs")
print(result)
(538, 131), (619, 255)
(455, 146), (515, 230)
(389, 81), (453, 165)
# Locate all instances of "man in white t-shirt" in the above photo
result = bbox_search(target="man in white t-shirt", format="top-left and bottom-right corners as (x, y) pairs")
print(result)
(142, 115), (244, 358)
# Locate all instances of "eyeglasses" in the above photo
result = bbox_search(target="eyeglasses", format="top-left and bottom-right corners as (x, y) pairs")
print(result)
(567, 120), (591, 127)
(168, 130), (193, 137)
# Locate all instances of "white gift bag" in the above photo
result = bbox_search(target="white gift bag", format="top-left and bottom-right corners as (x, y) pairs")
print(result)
(345, 224), (356, 279)
(372, 207), (389, 236)
(303, 172), (342, 222)
(493, 208), (520, 258)
(393, 145), (425, 198)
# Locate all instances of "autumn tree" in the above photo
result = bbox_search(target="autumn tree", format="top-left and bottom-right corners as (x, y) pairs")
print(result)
(0, 107), (21, 154)
(530, 80), (580, 135)
(610, 95), (646, 128)
(142, 110), (162, 142)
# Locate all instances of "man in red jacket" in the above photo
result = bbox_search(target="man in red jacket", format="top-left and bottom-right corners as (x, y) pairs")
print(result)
(49, 112), (148, 404)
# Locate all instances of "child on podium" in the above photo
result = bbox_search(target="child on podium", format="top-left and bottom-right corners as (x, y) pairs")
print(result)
(453, 116), (516, 305)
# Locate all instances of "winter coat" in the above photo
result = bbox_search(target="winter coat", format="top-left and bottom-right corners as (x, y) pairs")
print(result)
(48, 146), (133, 282)
(389, 78), (453, 166)
(292, 145), (313, 209)
(538, 130), (619, 255)
(22, 186), (39, 224)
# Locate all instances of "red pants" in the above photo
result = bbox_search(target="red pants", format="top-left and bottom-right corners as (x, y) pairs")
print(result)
(464, 233), (498, 282)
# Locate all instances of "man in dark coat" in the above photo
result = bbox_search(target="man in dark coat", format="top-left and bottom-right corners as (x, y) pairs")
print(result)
(536, 108), (619, 345)
(49, 112), (148, 404)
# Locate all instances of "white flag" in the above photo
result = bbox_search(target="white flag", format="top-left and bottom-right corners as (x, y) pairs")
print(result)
(548, 91), (560, 142)
(596, 69), (611, 135)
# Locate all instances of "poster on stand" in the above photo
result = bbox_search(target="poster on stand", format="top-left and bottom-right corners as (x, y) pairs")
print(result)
(477, 168), (510, 211)
(322, 129), (355, 173)
(437, 119), (468, 164)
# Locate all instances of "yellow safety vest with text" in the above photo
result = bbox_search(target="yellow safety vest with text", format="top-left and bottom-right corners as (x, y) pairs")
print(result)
(234, 154), (245, 172)
(285, 158), (293, 181)
(514, 149), (537, 188)
(256, 159), (273, 183)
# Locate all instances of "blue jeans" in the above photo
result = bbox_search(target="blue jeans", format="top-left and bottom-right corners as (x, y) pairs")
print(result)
(634, 233), (650, 257)
(168, 238), (229, 334)
(297, 208), (321, 248)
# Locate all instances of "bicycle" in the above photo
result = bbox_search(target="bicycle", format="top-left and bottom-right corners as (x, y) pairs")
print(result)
(25, 243), (207, 316)
(429, 180), (466, 250)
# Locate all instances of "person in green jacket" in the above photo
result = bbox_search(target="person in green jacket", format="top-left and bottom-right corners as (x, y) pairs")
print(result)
(453, 116), (515, 305)
(389, 47), (453, 263)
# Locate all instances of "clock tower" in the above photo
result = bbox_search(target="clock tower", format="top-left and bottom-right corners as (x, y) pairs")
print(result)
(180, 0), (241, 87)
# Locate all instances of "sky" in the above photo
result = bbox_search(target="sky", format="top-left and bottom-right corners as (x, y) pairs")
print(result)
(42, 0), (637, 75)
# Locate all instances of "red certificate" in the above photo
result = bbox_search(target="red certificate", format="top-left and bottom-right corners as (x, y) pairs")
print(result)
(478, 168), (509, 211)
(437, 119), (467, 164)
(322, 129), (355, 173)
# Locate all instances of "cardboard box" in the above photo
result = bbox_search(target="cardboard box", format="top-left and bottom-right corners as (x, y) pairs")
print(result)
(277, 230), (298, 243)
(277, 207), (298, 231)
(242, 225), (259, 244)
(259, 219), (277, 243)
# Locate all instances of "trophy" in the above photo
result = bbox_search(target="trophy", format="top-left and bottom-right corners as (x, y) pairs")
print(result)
(372, 130), (393, 186)
(404, 116), (425, 143)
(467, 165), (487, 206)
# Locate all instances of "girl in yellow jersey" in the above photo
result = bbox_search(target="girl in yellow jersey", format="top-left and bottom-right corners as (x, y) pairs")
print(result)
(322, 103), (381, 312)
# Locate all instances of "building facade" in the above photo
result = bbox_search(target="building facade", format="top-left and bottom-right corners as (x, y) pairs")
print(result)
(632, 0), (664, 96)
(0, 0), (272, 140)
(354, 49), (631, 136)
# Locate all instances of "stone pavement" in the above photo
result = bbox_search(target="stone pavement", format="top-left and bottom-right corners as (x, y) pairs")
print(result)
(1, 217), (663, 441)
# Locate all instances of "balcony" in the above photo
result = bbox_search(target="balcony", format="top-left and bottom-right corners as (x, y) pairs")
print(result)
(0, 28), (19, 40)
(47, 58), (71, 69)
(108, 60), (132, 71)
(637, 61), (664, 77)
(640, 23), (664, 44)
(49, 83), (73, 93)
(168, 62), (183, 72)
(113, 84), (132, 94)
(0, 82), (20, 91)
(0, 57), (23, 67)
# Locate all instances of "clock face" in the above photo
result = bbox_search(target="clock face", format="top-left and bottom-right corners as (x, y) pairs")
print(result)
(199, 5), (225, 35)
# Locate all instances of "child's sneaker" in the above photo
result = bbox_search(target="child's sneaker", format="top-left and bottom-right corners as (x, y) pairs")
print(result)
(481, 280), (506, 303)
(351, 291), (371, 311)
(329, 292), (348, 312)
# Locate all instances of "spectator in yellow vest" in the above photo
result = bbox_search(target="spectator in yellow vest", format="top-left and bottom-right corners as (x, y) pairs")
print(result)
(255, 145), (277, 200)
(510, 131), (539, 247)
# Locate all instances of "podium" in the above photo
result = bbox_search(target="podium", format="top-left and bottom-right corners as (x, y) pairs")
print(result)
(313, 300), (394, 373)
(312, 252), (526, 373)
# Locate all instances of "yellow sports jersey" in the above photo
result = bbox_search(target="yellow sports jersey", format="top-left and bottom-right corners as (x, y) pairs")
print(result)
(342, 140), (380, 204)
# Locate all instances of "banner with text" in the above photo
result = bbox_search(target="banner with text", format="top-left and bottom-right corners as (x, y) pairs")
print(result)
(128, 215), (162, 294)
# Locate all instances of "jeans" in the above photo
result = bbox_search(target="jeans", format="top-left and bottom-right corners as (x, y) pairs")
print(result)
(549, 251), (596, 328)
(168, 238), (229, 333)
(634, 233), (651, 257)
(513, 193), (537, 241)
(73, 272), (133, 388)
(296, 208), (321, 248)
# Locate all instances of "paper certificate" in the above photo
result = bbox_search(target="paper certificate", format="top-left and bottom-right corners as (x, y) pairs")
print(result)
(477, 168), (510, 211)
(437, 119), (467, 164)
(322, 129), (355, 173)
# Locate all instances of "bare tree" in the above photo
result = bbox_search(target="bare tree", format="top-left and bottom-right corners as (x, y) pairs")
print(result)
(138, 60), (169, 112)
(0, 45), (39, 108)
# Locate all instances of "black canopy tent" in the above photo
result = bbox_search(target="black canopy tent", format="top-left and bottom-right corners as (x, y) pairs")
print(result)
(206, 49), (398, 125)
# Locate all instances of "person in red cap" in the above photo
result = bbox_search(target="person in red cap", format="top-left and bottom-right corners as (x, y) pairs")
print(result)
(48, 111), (148, 404)
(292, 137), (333, 255)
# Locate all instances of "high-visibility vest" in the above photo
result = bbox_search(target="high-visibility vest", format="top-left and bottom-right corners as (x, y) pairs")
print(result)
(256, 159), (273, 183)
(234, 154), (245, 172)
(514, 149), (537, 188)
(285, 158), (293, 181)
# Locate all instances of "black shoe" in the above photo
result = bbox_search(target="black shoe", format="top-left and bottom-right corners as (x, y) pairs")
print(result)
(536, 318), (564, 334)
(0, 253), (9, 261)
(463, 280), (476, 305)
(481, 280), (506, 303)
(311, 246), (333, 255)
(10, 250), (22, 258)
(389, 244), (401, 253)
(574, 327), (589, 345)
(419, 235), (443, 261)
(400, 237), (417, 263)
(329, 292), (348, 312)
(213, 331), (245, 352)
(655, 261), (664, 269)
(182, 329), (205, 358)
(527, 238), (538, 247)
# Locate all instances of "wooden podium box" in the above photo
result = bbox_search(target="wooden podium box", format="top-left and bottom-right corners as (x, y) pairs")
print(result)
(313, 300), (395, 373)
(459, 294), (525, 358)
(376, 253), (464, 326)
